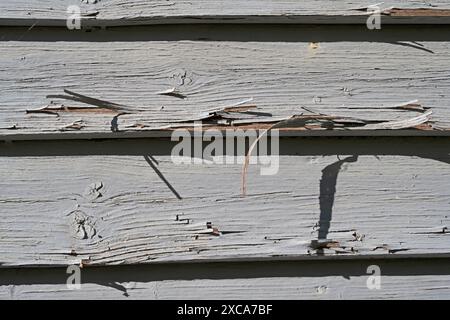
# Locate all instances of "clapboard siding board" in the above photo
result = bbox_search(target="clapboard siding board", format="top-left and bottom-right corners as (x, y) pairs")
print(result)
(1, 256), (450, 299)
(2, 275), (450, 299)
(2, 1), (450, 25)
(1, 155), (449, 267)
(1, 38), (450, 138)
(2, 258), (450, 299)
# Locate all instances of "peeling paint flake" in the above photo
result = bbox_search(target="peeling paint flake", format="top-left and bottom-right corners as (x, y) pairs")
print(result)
(59, 119), (86, 131)
(384, 8), (450, 17)
(156, 87), (187, 99)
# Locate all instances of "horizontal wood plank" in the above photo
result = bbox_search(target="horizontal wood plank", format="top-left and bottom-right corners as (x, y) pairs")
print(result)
(1, 34), (450, 139)
(2, 1), (450, 26)
(1, 153), (449, 267)
(3, 275), (450, 299)
(1, 259), (450, 299)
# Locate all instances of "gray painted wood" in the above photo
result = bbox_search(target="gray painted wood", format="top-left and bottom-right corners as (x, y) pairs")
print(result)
(1, 259), (450, 299)
(2, 1), (450, 26)
(1, 154), (449, 267)
(1, 35), (450, 139)
(3, 275), (450, 299)
(1, 2), (450, 300)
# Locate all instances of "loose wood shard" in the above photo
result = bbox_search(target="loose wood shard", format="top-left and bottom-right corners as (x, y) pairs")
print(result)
(156, 88), (187, 99)
(363, 110), (432, 130)
(241, 104), (434, 196)
(346, 100), (430, 112)
(46, 89), (133, 112)
(59, 119), (86, 131)
(26, 105), (119, 115)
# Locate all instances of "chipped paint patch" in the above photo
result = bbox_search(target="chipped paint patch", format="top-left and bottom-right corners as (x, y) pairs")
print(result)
(384, 8), (450, 17)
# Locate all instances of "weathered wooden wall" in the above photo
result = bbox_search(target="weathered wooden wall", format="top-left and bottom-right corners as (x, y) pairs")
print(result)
(1, 0), (450, 299)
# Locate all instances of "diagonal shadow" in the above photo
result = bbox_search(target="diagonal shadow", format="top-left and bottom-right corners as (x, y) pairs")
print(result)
(143, 155), (182, 200)
(423, 155), (450, 165)
(389, 41), (435, 54)
(316, 154), (449, 242)
(318, 155), (359, 240)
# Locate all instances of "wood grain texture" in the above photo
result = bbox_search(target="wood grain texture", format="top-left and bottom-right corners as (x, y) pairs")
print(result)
(1, 154), (449, 267)
(2, 275), (450, 299)
(1, 36), (450, 139)
(1, 259), (450, 299)
(2, 2), (450, 300)
(0, 276), (450, 300)
(2, 1), (450, 26)
(3, 275), (450, 299)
